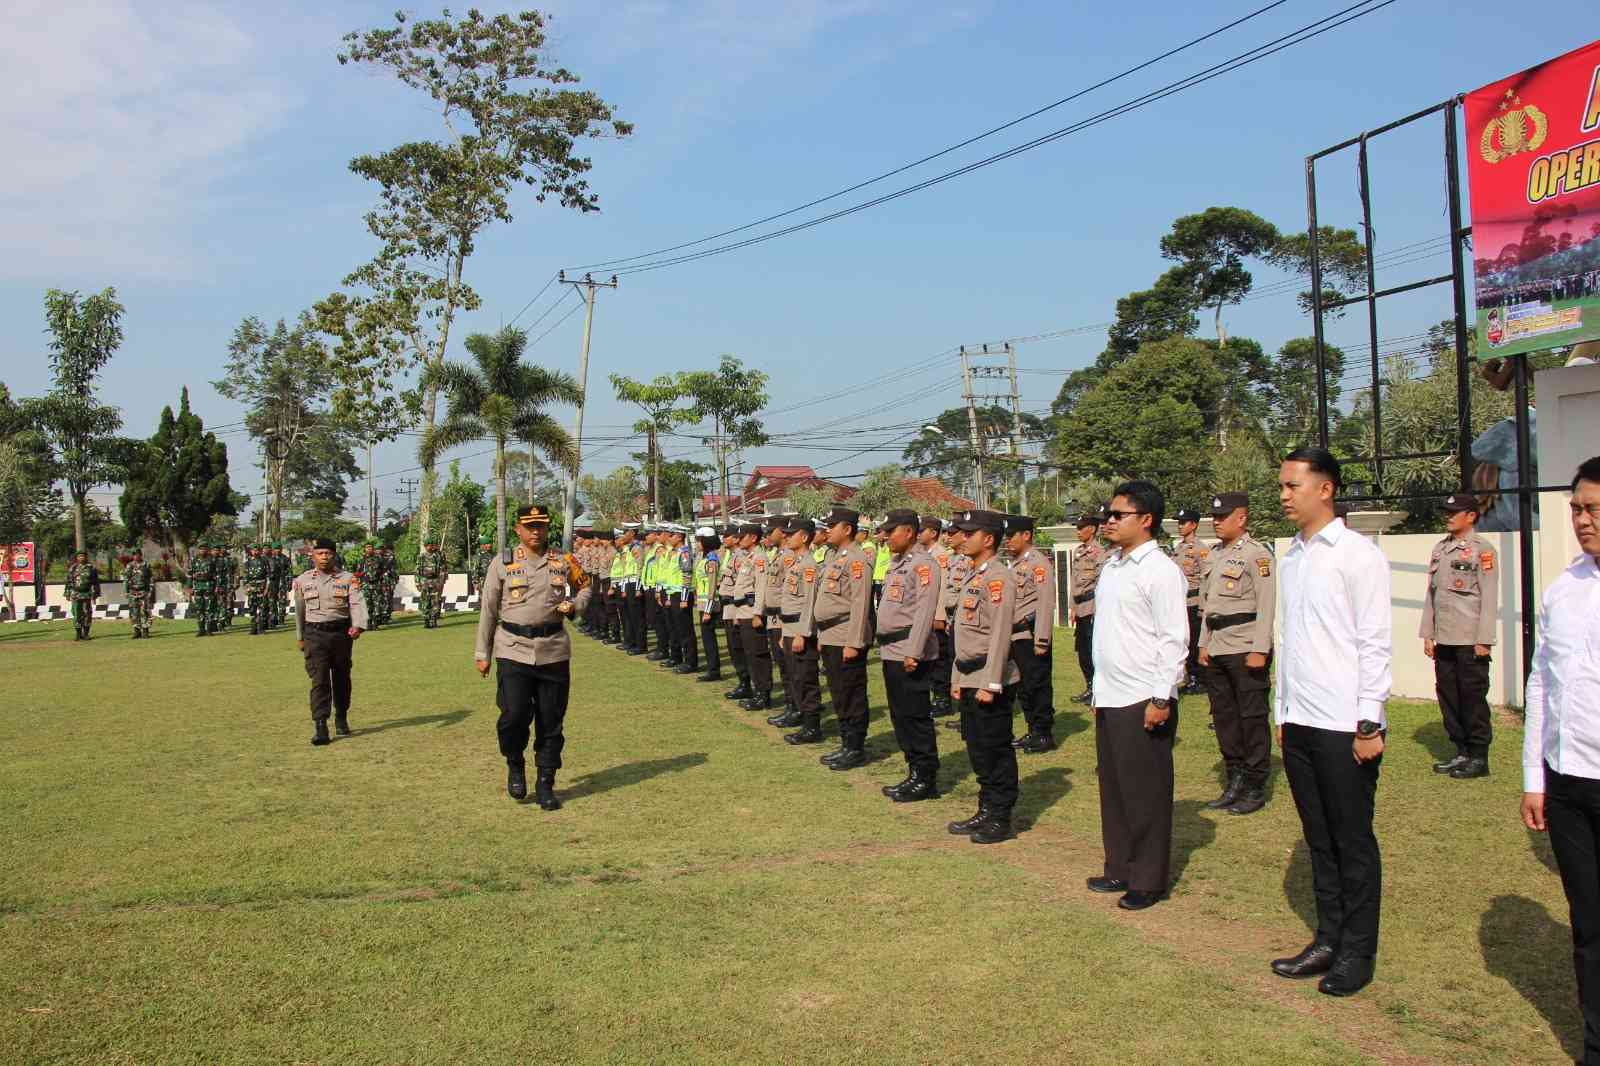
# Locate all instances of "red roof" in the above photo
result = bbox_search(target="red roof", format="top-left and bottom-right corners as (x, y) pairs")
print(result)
(901, 477), (975, 510)
(695, 475), (854, 518)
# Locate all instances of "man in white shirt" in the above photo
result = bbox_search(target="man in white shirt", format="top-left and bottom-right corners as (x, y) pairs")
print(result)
(1522, 455), (1600, 1066)
(1270, 446), (1392, 998)
(1087, 480), (1188, 912)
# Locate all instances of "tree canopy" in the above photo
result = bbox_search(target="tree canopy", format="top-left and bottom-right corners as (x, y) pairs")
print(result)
(120, 387), (243, 551)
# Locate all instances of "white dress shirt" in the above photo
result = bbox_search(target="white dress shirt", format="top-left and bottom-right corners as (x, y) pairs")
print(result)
(1090, 538), (1188, 707)
(1523, 553), (1600, 792)
(1274, 517), (1393, 731)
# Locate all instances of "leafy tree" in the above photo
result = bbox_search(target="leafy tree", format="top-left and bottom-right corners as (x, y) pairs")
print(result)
(1159, 207), (1281, 345)
(281, 499), (367, 546)
(850, 464), (913, 518)
(1105, 265), (1202, 358)
(680, 356), (770, 523)
(611, 373), (698, 521)
(1269, 227), (1369, 317)
(432, 461), (488, 566)
(628, 454), (712, 521)
(902, 406), (1046, 495)
(120, 387), (243, 552)
(317, 8), (630, 542)
(577, 465), (644, 525)
(0, 383), (59, 559)
(1209, 435), (1295, 541)
(499, 450), (558, 505)
(31, 288), (133, 551)
(32, 503), (126, 574)
(1266, 338), (1347, 451)
(1200, 335), (1273, 449)
(420, 326), (580, 554)
(784, 483), (842, 518)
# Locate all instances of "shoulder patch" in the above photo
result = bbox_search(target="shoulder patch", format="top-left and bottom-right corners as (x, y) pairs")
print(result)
(988, 578), (1006, 603)
(1033, 565), (1047, 583)
(915, 563), (933, 586)
(1256, 557), (1271, 578)
(803, 567), (817, 582)
(851, 559), (864, 580)
(1480, 551), (1494, 571)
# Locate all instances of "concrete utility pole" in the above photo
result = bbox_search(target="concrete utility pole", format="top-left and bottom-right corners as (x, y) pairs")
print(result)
(399, 477), (420, 518)
(367, 442), (377, 535)
(1004, 343), (1026, 517)
(558, 271), (619, 545)
(960, 346), (985, 509)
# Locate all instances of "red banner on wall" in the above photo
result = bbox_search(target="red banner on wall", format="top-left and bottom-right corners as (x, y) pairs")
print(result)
(1466, 40), (1600, 356)
(5, 542), (35, 584)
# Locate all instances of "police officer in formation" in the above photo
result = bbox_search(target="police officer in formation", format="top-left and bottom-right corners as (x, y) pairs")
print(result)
(1421, 493), (1498, 780)
(875, 509), (941, 802)
(124, 547), (154, 638)
(735, 521), (776, 712)
(1067, 513), (1106, 704)
(758, 516), (796, 718)
(814, 507), (875, 769)
(1171, 508), (1207, 693)
(693, 526), (722, 681)
(717, 526), (750, 695)
(1005, 515), (1058, 754)
(780, 516), (826, 742)
(295, 537), (367, 747)
(66, 549), (100, 641)
(1196, 492), (1277, 816)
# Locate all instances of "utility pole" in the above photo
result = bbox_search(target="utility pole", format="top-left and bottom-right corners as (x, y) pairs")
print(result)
(1005, 343), (1026, 517)
(367, 442), (376, 535)
(960, 346), (985, 509)
(558, 270), (619, 546)
(399, 477), (420, 518)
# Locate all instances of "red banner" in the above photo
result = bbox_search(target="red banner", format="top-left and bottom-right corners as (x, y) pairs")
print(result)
(1466, 40), (1600, 356)
(5, 541), (34, 584)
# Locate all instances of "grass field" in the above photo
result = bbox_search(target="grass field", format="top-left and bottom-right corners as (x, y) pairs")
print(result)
(0, 611), (1581, 1064)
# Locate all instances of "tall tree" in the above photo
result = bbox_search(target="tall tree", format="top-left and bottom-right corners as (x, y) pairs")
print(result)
(1105, 265), (1202, 358)
(316, 9), (631, 542)
(628, 454), (713, 521)
(902, 405), (1046, 502)
(784, 483), (843, 518)
(32, 288), (132, 551)
(680, 356), (770, 523)
(419, 326), (580, 554)
(1268, 226), (1369, 317)
(577, 465), (644, 525)
(851, 464), (914, 517)
(1266, 337), (1347, 450)
(120, 387), (243, 552)
(610, 373), (698, 521)
(1159, 207), (1281, 346)
(0, 383), (59, 565)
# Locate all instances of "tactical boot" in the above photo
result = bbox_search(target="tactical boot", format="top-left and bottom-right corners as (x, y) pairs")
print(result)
(1433, 754), (1469, 774)
(819, 740), (849, 766)
(1205, 770), (1245, 811)
(534, 769), (562, 811)
(970, 812), (1013, 845)
(695, 671), (722, 683)
(768, 708), (803, 728)
(507, 764), (527, 800)
(1227, 786), (1267, 816)
(784, 722), (824, 745)
(947, 806), (991, 835)
(741, 692), (774, 712)
(334, 714), (351, 737)
(893, 766), (940, 803)
(1450, 757), (1489, 780)
(311, 721), (331, 747)
(724, 680), (753, 701)
(828, 740), (867, 772)
(882, 769), (917, 798)
(1020, 732), (1056, 754)
(673, 663), (698, 674)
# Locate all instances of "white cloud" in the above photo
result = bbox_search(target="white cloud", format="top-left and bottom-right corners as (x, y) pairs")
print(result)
(0, 1), (300, 280)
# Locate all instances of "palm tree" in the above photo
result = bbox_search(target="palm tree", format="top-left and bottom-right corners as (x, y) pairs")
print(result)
(418, 327), (581, 554)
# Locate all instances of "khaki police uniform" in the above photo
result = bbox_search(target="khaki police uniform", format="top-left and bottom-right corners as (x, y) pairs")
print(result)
(1173, 525), (1207, 684)
(1008, 534), (1058, 746)
(1421, 521), (1499, 763)
(779, 519), (825, 740)
(1197, 517), (1277, 796)
(762, 527), (796, 715)
(720, 540), (750, 691)
(1069, 532), (1107, 698)
(294, 562), (370, 740)
(739, 537), (774, 705)
(816, 523), (874, 757)
(877, 532), (942, 788)
(951, 511), (1022, 834)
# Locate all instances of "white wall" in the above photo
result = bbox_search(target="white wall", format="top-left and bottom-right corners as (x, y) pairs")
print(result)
(1536, 363), (1600, 581)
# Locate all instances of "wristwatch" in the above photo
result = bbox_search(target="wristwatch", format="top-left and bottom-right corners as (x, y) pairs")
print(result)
(1150, 697), (1172, 711)
(1356, 719), (1382, 738)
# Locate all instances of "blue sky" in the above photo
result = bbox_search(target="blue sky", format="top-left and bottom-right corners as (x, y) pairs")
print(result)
(0, 0), (1576, 516)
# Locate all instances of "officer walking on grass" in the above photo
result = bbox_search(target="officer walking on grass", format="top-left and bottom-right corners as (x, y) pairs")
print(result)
(295, 537), (367, 747)
(1421, 493), (1499, 780)
(66, 549), (100, 641)
(475, 505), (592, 810)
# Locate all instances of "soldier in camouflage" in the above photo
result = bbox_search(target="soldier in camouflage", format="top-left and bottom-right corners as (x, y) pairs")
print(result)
(66, 549), (101, 641)
(209, 545), (230, 633)
(416, 537), (446, 628)
(472, 536), (494, 599)
(221, 545), (239, 629)
(245, 545), (271, 635)
(186, 543), (212, 637)
(124, 547), (154, 638)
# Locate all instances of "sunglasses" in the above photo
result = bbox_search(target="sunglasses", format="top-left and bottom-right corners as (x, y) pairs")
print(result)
(1102, 509), (1146, 522)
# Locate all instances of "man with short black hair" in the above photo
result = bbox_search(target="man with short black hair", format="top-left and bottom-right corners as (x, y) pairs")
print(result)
(815, 508), (874, 769)
(1270, 445), (1392, 997)
(876, 509), (941, 801)
(1088, 481), (1187, 909)
(295, 538), (368, 746)
(1421, 493), (1498, 780)
(1068, 513), (1106, 704)
(1522, 455), (1600, 1064)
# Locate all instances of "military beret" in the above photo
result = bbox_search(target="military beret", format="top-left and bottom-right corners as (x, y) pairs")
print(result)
(1441, 493), (1480, 513)
(954, 509), (1006, 535)
(1210, 492), (1249, 517)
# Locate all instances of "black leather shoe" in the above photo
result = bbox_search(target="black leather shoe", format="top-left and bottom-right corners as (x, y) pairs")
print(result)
(1271, 941), (1336, 979)
(784, 725), (823, 745)
(970, 815), (1012, 844)
(1118, 889), (1161, 910)
(1071, 689), (1093, 704)
(828, 747), (866, 772)
(768, 708), (801, 727)
(1318, 955), (1375, 997)
(1433, 754), (1469, 774)
(334, 715), (351, 737)
(1019, 732), (1056, 754)
(892, 769), (939, 803)
(740, 693), (774, 712)
(947, 807), (990, 834)
(1227, 787), (1266, 815)
(819, 743), (848, 766)
(882, 771), (916, 798)
(507, 765), (527, 800)
(311, 721), (331, 746)
(534, 769), (561, 811)
(1086, 875), (1128, 894)
(1205, 771), (1244, 810)
(1450, 757), (1489, 780)
(724, 682), (752, 701)
(673, 664), (697, 674)
(1011, 733), (1033, 750)
(626, 648), (645, 656)
(695, 672), (722, 683)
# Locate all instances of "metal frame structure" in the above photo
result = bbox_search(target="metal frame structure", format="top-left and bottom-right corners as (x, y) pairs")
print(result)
(1304, 97), (1539, 679)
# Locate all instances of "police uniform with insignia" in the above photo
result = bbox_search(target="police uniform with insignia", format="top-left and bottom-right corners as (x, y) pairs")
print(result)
(475, 505), (592, 809)
(815, 508), (875, 768)
(1196, 492), (1277, 814)
(946, 510), (1022, 844)
(295, 537), (369, 746)
(938, 524), (974, 730)
(779, 516), (826, 741)
(1172, 509), (1206, 690)
(1421, 493), (1499, 779)
(917, 518), (956, 714)
(737, 523), (775, 711)
(876, 509), (942, 801)
(1068, 512), (1107, 704)
(693, 528), (723, 681)
(1005, 515), (1059, 753)
(719, 528), (752, 699)
(759, 516), (797, 720)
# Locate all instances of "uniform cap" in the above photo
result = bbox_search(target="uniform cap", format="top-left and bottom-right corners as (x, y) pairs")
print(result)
(1005, 514), (1034, 534)
(478, 536), (492, 546)
(764, 514), (789, 532)
(695, 525), (717, 538)
(1441, 493), (1480, 513)
(1210, 492), (1250, 517)
(738, 523), (764, 537)
(953, 509), (1006, 535)
(515, 504), (550, 527)
(878, 508), (919, 532)
(785, 515), (817, 536)
(312, 537), (336, 551)
(1074, 512), (1102, 528)
(1174, 508), (1200, 523)
(823, 506), (860, 528)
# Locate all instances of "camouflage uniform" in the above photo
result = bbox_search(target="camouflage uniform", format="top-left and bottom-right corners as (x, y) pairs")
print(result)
(378, 547), (397, 626)
(272, 545), (291, 627)
(208, 548), (230, 632)
(124, 552), (154, 638)
(356, 545), (381, 628)
(416, 545), (446, 628)
(245, 547), (271, 634)
(472, 542), (494, 599)
(221, 548), (239, 629)
(186, 545), (212, 637)
(66, 554), (100, 641)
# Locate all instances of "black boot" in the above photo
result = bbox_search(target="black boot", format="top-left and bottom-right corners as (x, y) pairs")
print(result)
(724, 680), (753, 701)
(819, 740), (849, 766)
(507, 764), (527, 800)
(534, 769), (561, 811)
(882, 768), (917, 798)
(1449, 757), (1489, 780)
(311, 720), (331, 746)
(673, 663), (698, 675)
(970, 810), (1012, 844)
(947, 806), (990, 835)
(1205, 770), (1245, 811)
(1019, 731), (1056, 754)
(785, 721), (823, 745)
(696, 670), (722, 683)
(768, 706), (801, 727)
(1227, 785), (1267, 815)
(1432, 753), (1469, 774)
(828, 737), (866, 772)
(740, 691), (774, 712)
(892, 766), (939, 803)
(334, 713), (351, 737)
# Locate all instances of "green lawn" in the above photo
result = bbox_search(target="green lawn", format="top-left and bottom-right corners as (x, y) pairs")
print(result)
(0, 613), (1580, 1064)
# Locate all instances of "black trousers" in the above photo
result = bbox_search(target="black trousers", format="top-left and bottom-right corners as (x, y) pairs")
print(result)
(742, 619), (773, 695)
(821, 644), (870, 742)
(1281, 723), (1382, 958)
(930, 625), (953, 694)
(699, 611), (721, 674)
(1547, 765), (1600, 1066)
(1435, 644), (1493, 757)
(884, 658), (937, 774)
(724, 614), (748, 681)
(1202, 652), (1272, 785)
(667, 593), (692, 664)
(495, 657), (571, 770)
(1012, 637), (1055, 737)
(959, 685), (1019, 816)
(1185, 604), (1202, 680)
(624, 589), (645, 651)
(1074, 613), (1095, 690)
(302, 627), (353, 723)
(1095, 700), (1177, 894)
(786, 635), (823, 727)
(642, 591), (659, 650)
(606, 590), (623, 641)
(767, 618), (791, 704)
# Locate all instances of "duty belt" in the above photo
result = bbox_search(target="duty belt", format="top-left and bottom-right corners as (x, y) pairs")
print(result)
(764, 606), (781, 617)
(719, 595), (734, 605)
(876, 626), (911, 646)
(734, 594), (754, 606)
(1205, 612), (1257, 630)
(817, 616), (847, 631)
(500, 619), (563, 639)
(1073, 591), (1095, 605)
(955, 655), (987, 672)
(1011, 615), (1035, 634)
(305, 619), (349, 633)
(779, 612), (800, 623)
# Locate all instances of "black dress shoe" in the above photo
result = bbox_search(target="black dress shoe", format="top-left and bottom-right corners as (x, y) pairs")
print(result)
(784, 725), (823, 745)
(819, 743), (848, 766)
(1011, 733), (1033, 750)
(891, 769), (939, 803)
(1271, 941), (1336, 979)
(695, 672), (722, 683)
(1450, 757), (1489, 780)
(1118, 890), (1161, 910)
(534, 768), (561, 811)
(1227, 787), (1266, 815)
(507, 765), (527, 800)
(1433, 754), (1469, 774)
(970, 816), (1012, 844)
(673, 664), (697, 674)
(828, 748), (866, 772)
(740, 693), (774, 712)
(724, 682), (753, 701)
(1205, 771), (1245, 810)
(311, 721), (331, 746)
(1317, 955), (1374, 997)
(1019, 732), (1056, 754)
(947, 807), (991, 834)
(1070, 689), (1093, 704)
(1086, 875), (1127, 894)
(646, 652), (665, 661)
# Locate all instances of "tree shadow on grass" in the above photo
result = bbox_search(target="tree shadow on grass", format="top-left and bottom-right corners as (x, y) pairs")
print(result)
(357, 708), (474, 735)
(1480, 893), (1581, 1063)
(563, 752), (709, 800)
(1412, 720), (1455, 764)
(1281, 840), (1317, 936)
(936, 749), (974, 793)
(1171, 799), (1217, 887)
(1054, 711), (1090, 743)
(1015, 766), (1073, 830)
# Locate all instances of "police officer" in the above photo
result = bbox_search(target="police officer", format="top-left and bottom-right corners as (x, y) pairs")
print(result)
(760, 516), (798, 722)
(124, 547), (154, 639)
(475, 505), (591, 809)
(939, 522), (973, 731)
(1006, 515), (1058, 753)
(294, 537), (368, 746)
(666, 527), (697, 672)
(1196, 492), (1277, 815)
(720, 526), (752, 699)
(946, 510), (1021, 844)
(738, 522), (776, 711)
(1068, 513), (1106, 704)
(66, 549), (100, 641)
(815, 507), (874, 769)
(919, 517), (956, 716)
(605, 528), (629, 645)
(1421, 493), (1499, 780)
(621, 525), (646, 654)
(780, 516), (825, 742)
(693, 527), (723, 682)
(641, 528), (664, 659)
(877, 509), (942, 801)
(1172, 508), (1207, 692)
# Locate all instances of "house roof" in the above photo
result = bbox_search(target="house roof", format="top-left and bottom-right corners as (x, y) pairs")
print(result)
(900, 477), (976, 510)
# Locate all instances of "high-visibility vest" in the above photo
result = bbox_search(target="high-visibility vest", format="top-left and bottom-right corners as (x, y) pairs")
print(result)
(609, 551), (626, 580)
(661, 550), (686, 591)
(641, 547), (657, 586)
(873, 543), (892, 582)
(622, 547), (640, 579)
(812, 545), (828, 564)
(694, 553), (716, 599)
